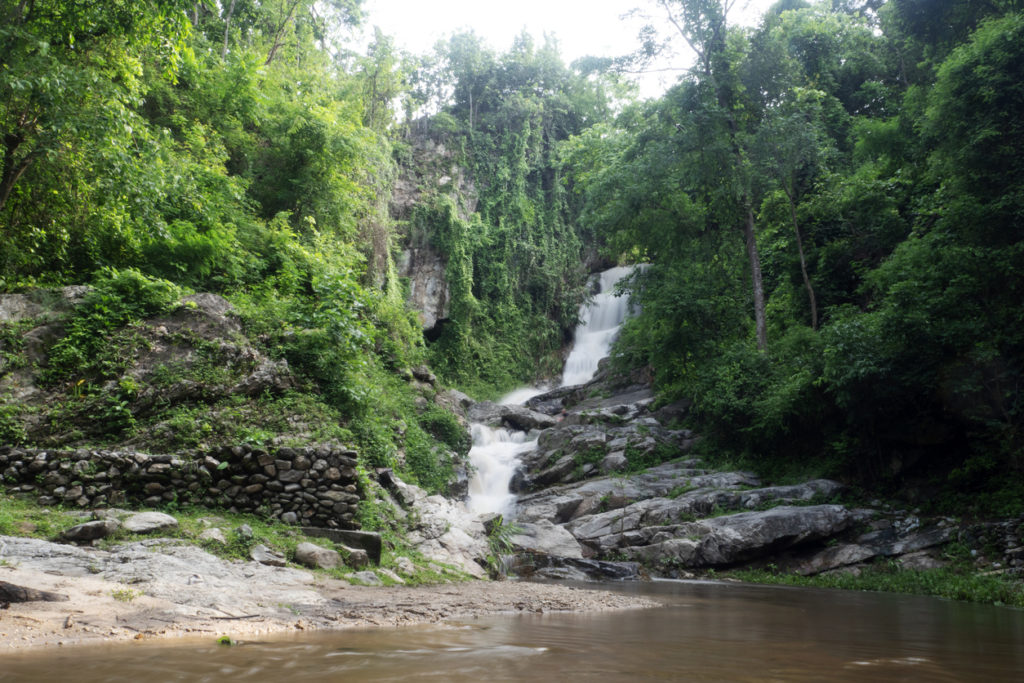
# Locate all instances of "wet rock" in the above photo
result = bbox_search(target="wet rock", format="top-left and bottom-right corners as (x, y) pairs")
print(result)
(514, 553), (644, 581)
(61, 519), (120, 543)
(294, 542), (341, 570)
(468, 402), (558, 431)
(250, 544), (287, 567)
(122, 511), (178, 534)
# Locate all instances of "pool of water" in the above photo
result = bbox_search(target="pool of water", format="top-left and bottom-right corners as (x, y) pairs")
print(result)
(2, 579), (1022, 681)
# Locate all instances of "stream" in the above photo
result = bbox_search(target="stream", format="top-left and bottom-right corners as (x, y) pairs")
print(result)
(2, 579), (1022, 681)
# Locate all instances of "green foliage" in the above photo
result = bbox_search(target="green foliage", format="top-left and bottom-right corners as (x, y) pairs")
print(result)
(43, 269), (181, 387)
(484, 513), (523, 578)
(567, 3), (1024, 511)
(409, 33), (611, 394)
(730, 563), (1024, 608)
(109, 588), (143, 603)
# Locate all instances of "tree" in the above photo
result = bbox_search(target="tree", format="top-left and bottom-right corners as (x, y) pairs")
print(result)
(655, 0), (768, 350)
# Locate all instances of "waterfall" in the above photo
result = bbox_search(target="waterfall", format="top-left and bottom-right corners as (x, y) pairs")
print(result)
(464, 422), (537, 515)
(465, 265), (637, 517)
(560, 265), (635, 387)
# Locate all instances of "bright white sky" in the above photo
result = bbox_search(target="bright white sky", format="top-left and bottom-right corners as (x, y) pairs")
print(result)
(360, 0), (779, 98)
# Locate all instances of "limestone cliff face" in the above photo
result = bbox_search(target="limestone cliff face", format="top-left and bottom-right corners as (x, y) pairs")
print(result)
(390, 126), (477, 333)
(397, 247), (449, 331)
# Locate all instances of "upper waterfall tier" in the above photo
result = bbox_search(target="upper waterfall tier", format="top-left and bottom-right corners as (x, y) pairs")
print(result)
(560, 265), (635, 388)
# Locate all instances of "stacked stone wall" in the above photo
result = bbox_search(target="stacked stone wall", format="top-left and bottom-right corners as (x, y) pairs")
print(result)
(0, 444), (361, 529)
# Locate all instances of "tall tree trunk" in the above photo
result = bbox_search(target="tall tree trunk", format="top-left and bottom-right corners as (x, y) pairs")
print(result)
(221, 0), (237, 59)
(265, 0), (301, 66)
(785, 190), (818, 330)
(743, 203), (768, 351)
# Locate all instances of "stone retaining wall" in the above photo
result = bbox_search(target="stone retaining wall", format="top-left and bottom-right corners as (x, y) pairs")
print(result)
(0, 444), (362, 529)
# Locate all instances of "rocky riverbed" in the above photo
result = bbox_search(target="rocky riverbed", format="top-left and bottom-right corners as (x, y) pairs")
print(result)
(0, 534), (657, 651)
(460, 366), (1024, 583)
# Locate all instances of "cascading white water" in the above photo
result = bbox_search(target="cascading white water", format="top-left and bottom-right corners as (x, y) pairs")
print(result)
(465, 265), (637, 517)
(560, 265), (635, 387)
(464, 422), (537, 515)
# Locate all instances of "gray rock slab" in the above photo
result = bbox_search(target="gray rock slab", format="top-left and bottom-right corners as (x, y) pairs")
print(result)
(511, 521), (585, 559)
(0, 535), (319, 616)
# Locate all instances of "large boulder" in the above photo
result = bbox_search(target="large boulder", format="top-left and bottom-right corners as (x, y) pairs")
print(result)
(469, 402), (559, 431)
(511, 521), (585, 559)
(294, 542), (341, 570)
(625, 505), (853, 568)
(122, 511), (179, 534)
(299, 527), (382, 565)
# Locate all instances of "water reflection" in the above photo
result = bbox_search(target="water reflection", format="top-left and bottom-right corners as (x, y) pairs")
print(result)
(2, 580), (1022, 681)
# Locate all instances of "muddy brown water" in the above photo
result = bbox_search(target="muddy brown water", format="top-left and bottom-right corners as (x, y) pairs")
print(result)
(2, 579), (1022, 681)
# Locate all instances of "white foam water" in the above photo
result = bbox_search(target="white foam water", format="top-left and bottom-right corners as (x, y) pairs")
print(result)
(560, 265), (635, 387)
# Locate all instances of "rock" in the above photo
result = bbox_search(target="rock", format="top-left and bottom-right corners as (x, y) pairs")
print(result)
(350, 570), (383, 586)
(398, 247), (450, 331)
(299, 527), (382, 565)
(377, 568), (406, 584)
(198, 528), (227, 545)
(122, 511), (179, 534)
(796, 523), (954, 575)
(600, 451), (628, 473)
(899, 550), (948, 571)
(61, 519), (120, 542)
(343, 546), (370, 568)
(411, 365), (437, 384)
(235, 524), (254, 540)
(1, 535), (320, 618)
(514, 554), (644, 581)
(525, 385), (583, 415)
(250, 544), (287, 567)
(468, 402), (559, 431)
(511, 521), (585, 559)
(626, 505), (853, 569)
(393, 556), (416, 576)
(294, 542), (342, 570)
(0, 580), (69, 603)
(387, 476), (489, 578)
(232, 359), (294, 396)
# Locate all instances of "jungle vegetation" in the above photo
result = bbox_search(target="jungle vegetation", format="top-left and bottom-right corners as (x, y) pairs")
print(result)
(1, 0), (1022, 510)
